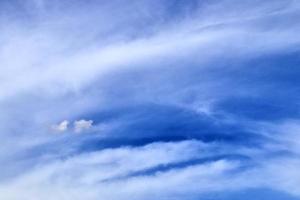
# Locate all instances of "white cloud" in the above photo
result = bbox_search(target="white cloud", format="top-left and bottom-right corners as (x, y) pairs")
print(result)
(0, 0), (299, 103)
(74, 119), (93, 133)
(0, 1), (300, 199)
(51, 120), (69, 132)
(0, 140), (243, 200)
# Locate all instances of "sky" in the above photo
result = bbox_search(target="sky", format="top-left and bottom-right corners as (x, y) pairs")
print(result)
(0, 0), (300, 199)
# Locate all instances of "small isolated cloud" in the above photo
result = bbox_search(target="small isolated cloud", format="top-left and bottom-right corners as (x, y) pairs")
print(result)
(51, 120), (69, 132)
(74, 119), (93, 133)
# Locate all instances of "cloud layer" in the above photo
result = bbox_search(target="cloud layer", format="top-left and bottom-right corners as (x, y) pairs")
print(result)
(0, 0), (300, 199)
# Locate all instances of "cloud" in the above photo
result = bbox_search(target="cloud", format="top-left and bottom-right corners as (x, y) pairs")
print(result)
(0, 0), (300, 199)
(0, 0), (299, 104)
(1, 138), (298, 200)
(51, 120), (69, 132)
(74, 119), (93, 133)
(0, 140), (245, 200)
(51, 119), (93, 133)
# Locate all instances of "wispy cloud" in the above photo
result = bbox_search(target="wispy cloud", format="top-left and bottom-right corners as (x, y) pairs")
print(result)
(0, 0), (300, 199)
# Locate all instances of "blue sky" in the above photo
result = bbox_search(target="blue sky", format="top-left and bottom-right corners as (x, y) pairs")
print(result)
(0, 0), (300, 199)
